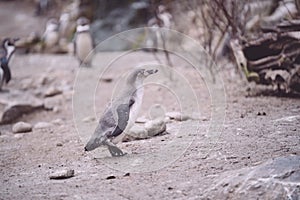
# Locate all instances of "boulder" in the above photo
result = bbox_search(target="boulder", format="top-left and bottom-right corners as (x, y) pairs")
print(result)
(207, 155), (300, 200)
(0, 91), (44, 124)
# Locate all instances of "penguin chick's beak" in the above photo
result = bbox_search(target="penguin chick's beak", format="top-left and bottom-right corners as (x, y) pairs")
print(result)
(145, 69), (158, 76)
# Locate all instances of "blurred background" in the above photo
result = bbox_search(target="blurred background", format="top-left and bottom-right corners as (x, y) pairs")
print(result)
(1, 0), (300, 93)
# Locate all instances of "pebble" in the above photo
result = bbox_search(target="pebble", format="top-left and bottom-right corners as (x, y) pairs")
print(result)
(12, 122), (32, 133)
(106, 175), (116, 180)
(49, 169), (75, 180)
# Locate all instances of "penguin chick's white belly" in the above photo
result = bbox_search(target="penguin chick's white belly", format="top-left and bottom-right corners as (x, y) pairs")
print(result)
(44, 32), (59, 48)
(112, 87), (144, 144)
(0, 68), (3, 89)
(76, 33), (93, 63)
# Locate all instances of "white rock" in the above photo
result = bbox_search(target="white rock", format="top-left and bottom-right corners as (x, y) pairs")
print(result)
(34, 122), (52, 129)
(12, 122), (32, 133)
(123, 125), (148, 142)
(165, 111), (191, 121)
(145, 118), (166, 137)
(49, 169), (74, 179)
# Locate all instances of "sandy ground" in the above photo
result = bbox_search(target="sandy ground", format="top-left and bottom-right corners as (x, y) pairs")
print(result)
(1, 1), (300, 200)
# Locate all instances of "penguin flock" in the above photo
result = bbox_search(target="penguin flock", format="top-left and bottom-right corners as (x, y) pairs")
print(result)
(42, 15), (94, 65)
(0, 14), (93, 91)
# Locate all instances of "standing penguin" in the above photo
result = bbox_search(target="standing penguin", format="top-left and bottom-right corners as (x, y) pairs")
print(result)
(42, 18), (60, 51)
(84, 68), (158, 156)
(74, 17), (94, 67)
(0, 38), (17, 91)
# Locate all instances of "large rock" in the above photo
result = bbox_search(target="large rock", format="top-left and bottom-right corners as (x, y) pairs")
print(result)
(0, 91), (44, 124)
(207, 155), (300, 200)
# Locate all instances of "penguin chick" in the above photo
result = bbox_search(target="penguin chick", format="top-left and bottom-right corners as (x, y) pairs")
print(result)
(74, 17), (94, 67)
(0, 38), (18, 91)
(42, 18), (59, 50)
(84, 68), (158, 157)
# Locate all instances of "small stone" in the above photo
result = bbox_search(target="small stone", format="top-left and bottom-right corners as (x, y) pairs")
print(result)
(100, 76), (113, 82)
(167, 186), (174, 190)
(44, 87), (62, 97)
(257, 112), (261, 116)
(106, 175), (116, 180)
(49, 169), (74, 179)
(12, 122), (32, 133)
(165, 112), (192, 121)
(34, 122), (52, 130)
(166, 111), (182, 121)
(56, 143), (63, 147)
(123, 173), (130, 177)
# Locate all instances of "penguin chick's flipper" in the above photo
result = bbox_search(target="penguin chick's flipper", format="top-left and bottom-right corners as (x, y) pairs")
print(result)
(1, 58), (11, 83)
(105, 141), (127, 157)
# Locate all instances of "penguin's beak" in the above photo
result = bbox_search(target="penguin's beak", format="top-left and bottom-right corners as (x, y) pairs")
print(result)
(145, 69), (158, 76)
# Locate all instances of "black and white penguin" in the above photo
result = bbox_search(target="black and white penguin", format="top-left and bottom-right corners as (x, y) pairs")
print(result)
(84, 68), (158, 156)
(74, 17), (94, 67)
(0, 38), (17, 91)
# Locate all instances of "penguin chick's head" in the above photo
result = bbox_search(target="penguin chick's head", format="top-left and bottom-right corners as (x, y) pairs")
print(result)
(76, 17), (90, 33)
(45, 18), (59, 32)
(2, 38), (18, 59)
(127, 68), (158, 85)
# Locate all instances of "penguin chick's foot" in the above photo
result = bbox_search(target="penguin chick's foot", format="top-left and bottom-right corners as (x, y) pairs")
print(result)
(106, 143), (127, 157)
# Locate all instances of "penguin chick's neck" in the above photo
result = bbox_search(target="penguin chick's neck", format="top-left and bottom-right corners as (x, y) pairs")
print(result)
(77, 25), (90, 33)
(46, 23), (58, 32)
(4, 42), (15, 62)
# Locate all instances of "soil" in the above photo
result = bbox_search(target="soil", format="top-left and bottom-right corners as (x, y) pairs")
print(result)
(1, 1), (299, 200)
